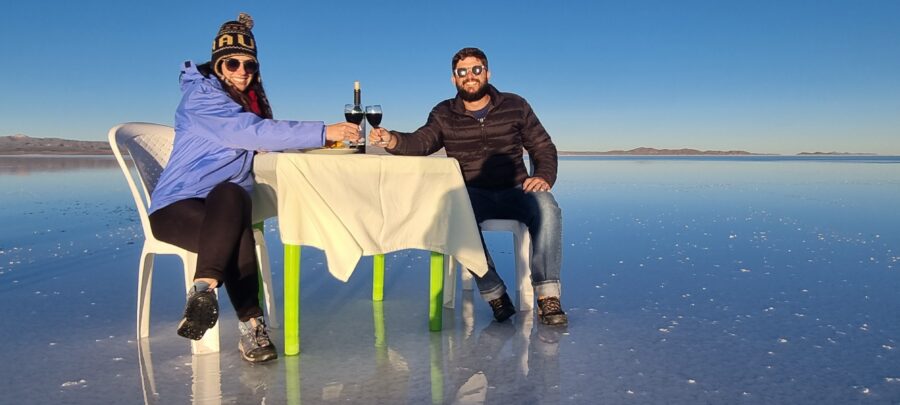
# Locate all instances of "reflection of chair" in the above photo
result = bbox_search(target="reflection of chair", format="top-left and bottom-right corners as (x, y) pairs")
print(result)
(109, 122), (277, 354)
(137, 339), (223, 405)
(444, 219), (534, 311)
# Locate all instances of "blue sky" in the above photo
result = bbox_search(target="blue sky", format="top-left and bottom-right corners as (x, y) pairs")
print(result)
(3, 1), (899, 154)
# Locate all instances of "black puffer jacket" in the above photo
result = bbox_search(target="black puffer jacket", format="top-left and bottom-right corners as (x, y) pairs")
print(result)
(388, 85), (558, 190)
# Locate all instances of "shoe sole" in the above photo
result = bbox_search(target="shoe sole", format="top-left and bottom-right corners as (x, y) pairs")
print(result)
(494, 307), (516, 322)
(177, 292), (218, 340)
(540, 313), (568, 326)
(240, 344), (279, 363)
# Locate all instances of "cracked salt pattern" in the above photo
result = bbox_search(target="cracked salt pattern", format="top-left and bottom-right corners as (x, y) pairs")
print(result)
(0, 155), (899, 404)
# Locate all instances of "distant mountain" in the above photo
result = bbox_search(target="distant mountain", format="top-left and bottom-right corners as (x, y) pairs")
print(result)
(797, 151), (876, 156)
(9, 135), (866, 157)
(559, 147), (756, 156)
(0, 134), (111, 155)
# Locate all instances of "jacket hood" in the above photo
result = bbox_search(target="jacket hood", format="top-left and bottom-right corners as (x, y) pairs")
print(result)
(179, 60), (223, 93)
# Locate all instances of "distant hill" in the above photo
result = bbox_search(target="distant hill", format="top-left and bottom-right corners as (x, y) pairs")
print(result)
(13, 135), (871, 157)
(0, 134), (111, 155)
(3, 136), (760, 156)
(797, 151), (876, 156)
(559, 147), (756, 156)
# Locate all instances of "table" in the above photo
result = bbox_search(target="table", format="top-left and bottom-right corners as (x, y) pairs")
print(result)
(252, 152), (488, 355)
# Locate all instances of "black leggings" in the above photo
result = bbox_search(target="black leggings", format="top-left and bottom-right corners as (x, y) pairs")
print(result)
(149, 182), (262, 321)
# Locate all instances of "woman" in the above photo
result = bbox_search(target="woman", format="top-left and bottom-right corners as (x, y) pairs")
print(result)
(148, 13), (359, 363)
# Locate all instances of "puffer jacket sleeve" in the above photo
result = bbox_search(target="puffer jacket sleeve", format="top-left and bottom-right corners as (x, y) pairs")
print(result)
(520, 99), (558, 186)
(387, 105), (446, 156)
(176, 81), (325, 151)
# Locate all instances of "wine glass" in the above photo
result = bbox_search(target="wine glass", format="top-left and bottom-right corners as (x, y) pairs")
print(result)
(365, 105), (386, 146)
(343, 104), (365, 146)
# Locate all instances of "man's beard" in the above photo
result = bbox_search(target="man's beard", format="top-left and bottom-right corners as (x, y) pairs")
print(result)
(456, 79), (489, 102)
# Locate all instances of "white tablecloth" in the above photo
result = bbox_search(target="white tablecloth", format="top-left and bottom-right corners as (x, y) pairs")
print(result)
(252, 152), (488, 282)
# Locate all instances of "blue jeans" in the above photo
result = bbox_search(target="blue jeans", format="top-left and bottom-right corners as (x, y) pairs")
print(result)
(466, 186), (563, 301)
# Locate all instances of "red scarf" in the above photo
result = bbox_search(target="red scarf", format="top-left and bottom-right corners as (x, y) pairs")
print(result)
(247, 89), (262, 116)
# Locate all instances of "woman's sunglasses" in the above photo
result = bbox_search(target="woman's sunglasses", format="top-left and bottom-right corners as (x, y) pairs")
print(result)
(223, 58), (259, 74)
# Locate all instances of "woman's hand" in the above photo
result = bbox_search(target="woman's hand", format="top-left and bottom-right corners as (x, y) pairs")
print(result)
(325, 122), (361, 143)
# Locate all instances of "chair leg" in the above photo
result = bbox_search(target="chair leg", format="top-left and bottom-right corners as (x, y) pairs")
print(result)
(192, 325), (221, 354)
(137, 250), (155, 339)
(253, 225), (278, 328)
(514, 223), (534, 310)
(443, 255), (457, 308)
(181, 252), (220, 355)
(460, 266), (474, 291)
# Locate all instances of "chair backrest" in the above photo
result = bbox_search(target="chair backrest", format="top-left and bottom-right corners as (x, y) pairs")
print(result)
(108, 122), (176, 237)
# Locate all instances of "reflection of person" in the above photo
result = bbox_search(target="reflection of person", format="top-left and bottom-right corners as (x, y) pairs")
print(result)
(370, 47), (567, 325)
(448, 321), (517, 404)
(148, 13), (359, 363)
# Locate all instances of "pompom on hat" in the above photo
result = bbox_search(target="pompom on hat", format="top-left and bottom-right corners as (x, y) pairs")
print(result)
(212, 13), (258, 78)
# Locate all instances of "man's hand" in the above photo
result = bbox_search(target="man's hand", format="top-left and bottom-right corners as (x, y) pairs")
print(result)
(325, 122), (361, 143)
(368, 127), (396, 148)
(523, 176), (551, 192)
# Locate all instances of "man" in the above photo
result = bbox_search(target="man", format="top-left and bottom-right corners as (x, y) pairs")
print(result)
(369, 47), (567, 325)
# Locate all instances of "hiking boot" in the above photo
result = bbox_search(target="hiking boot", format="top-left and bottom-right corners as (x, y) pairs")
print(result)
(239, 316), (278, 363)
(177, 286), (219, 340)
(488, 292), (516, 322)
(537, 296), (568, 326)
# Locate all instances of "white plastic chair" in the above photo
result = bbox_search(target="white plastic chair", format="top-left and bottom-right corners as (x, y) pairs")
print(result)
(444, 219), (534, 311)
(109, 122), (277, 355)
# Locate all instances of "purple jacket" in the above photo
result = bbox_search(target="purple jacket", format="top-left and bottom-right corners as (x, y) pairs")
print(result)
(150, 61), (324, 214)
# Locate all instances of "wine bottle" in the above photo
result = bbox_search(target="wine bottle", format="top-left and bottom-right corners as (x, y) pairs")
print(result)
(353, 81), (366, 153)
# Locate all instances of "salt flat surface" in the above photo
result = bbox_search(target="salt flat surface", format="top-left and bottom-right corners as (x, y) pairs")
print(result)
(0, 155), (899, 404)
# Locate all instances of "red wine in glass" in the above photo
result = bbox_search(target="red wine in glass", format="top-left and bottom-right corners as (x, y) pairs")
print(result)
(365, 105), (382, 127)
(344, 105), (365, 125)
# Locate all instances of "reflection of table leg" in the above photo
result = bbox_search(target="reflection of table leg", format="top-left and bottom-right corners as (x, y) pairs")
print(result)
(284, 244), (301, 356)
(373, 301), (387, 366)
(373, 254), (385, 301)
(429, 252), (443, 331)
(429, 334), (444, 405)
(285, 356), (301, 405)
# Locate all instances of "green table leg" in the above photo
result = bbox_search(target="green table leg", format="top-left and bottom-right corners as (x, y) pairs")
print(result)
(429, 252), (443, 332)
(373, 254), (385, 302)
(284, 244), (301, 356)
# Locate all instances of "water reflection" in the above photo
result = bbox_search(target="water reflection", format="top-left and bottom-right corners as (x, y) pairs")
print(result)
(138, 339), (223, 405)
(191, 353), (222, 404)
(441, 292), (561, 404)
(161, 294), (562, 404)
(0, 155), (120, 175)
(137, 340), (159, 405)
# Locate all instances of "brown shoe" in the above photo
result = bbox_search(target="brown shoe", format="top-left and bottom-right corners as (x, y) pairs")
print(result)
(537, 297), (568, 325)
(488, 293), (516, 322)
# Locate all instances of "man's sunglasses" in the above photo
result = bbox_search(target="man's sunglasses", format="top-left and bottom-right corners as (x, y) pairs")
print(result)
(454, 65), (485, 77)
(223, 58), (259, 74)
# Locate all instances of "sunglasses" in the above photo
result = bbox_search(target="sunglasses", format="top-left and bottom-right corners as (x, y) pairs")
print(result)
(454, 65), (485, 78)
(223, 58), (259, 74)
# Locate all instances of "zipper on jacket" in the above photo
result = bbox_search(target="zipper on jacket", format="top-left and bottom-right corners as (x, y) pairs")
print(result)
(481, 121), (487, 152)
